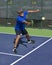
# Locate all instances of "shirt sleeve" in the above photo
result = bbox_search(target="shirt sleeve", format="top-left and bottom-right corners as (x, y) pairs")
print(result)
(24, 11), (28, 15)
(23, 11), (28, 19)
(24, 11), (28, 16)
(17, 16), (25, 23)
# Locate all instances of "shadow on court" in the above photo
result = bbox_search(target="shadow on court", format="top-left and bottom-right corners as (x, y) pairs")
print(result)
(0, 33), (52, 65)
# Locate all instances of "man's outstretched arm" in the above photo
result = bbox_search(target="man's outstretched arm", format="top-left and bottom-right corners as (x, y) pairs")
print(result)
(27, 9), (40, 13)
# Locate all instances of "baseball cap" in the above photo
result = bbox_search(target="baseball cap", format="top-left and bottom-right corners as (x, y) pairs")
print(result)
(17, 9), (23, 14)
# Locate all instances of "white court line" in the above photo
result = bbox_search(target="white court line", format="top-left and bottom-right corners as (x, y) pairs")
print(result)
(0, 52), (23, 57)
(10, 38), (52, 65)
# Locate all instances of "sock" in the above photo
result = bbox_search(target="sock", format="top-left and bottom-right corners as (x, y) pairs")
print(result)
(28, 39), (31, 41)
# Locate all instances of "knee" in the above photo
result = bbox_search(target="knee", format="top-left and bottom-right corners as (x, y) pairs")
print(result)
(16, 35), (21, 39)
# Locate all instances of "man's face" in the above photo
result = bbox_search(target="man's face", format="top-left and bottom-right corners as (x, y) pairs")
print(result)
(20, 13), (24, 16)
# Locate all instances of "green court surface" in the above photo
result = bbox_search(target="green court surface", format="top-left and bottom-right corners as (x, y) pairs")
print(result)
(0, 26), (52, 37)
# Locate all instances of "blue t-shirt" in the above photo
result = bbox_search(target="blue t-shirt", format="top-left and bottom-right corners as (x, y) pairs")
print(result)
(15, 11), (28, 30)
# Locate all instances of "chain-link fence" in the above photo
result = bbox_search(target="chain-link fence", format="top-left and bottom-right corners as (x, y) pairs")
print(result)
(0, 0), (52, 29)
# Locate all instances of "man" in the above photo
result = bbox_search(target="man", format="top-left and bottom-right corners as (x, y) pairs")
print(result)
(13, 9), (40, 53)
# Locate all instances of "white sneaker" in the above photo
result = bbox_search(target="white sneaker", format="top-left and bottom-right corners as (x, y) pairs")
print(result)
(28, 40), (32, 43)
(28, 40), (35, 44)
(13, 48), (17, 53)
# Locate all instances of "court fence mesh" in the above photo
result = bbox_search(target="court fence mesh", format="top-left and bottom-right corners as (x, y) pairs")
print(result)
(0, 0), (52, 29)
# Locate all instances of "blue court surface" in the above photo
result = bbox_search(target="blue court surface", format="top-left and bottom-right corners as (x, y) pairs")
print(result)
(0, 33), (52, 65)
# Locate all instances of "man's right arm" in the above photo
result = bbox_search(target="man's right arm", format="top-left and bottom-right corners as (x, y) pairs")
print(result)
(18, 17), (31, 25)
(23, 20), (31, 25)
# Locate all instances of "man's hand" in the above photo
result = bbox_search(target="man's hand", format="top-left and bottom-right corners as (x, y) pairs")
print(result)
(36, 9), (40, 12)
(27, 22), (31, 25)
(23, 20), (31, 25)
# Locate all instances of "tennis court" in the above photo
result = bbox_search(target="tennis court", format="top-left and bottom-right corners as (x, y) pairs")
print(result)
(0, 0), (52, 65)
(0, 32), (52, 65)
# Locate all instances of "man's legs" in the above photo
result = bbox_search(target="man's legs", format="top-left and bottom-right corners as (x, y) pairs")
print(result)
(13, 35), (21, 53)
(26, 33), (35, 43)
(13, 30), (21, 53)
(26, 33), (30, 41)
(22, 29), (35, 43)
(21, 29), (32, 43)
(25, 33), (32, 43)
(14, 35), (21, 48)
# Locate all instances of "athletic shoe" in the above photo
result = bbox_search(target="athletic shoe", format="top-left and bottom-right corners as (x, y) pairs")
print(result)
(13, 48), (17, 54)
(28, 40), (35, 44)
